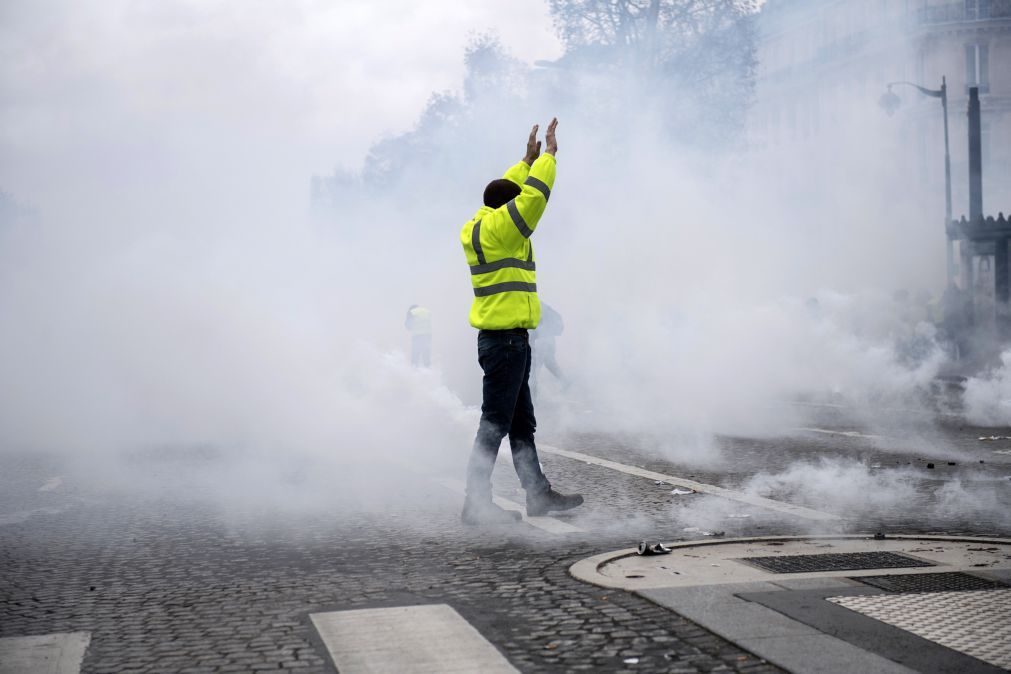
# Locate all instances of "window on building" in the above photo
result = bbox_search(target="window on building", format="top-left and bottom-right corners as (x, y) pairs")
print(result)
(965, 43), (990, 93)
(963, 0), (996, 20)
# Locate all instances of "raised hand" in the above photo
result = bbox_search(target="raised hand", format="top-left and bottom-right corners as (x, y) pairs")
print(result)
(523, 124), (541, 165)
(544, 117), (558, 156)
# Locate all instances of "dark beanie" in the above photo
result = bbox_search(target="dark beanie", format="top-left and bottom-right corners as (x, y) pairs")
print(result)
(483, 179), (522, 209)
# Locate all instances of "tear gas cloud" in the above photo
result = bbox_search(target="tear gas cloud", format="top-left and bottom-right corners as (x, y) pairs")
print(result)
(0, 1), (1006, 520)
(675, 456), (1011, 534)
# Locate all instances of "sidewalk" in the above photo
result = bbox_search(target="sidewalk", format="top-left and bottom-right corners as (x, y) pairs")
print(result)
(572, 534), (1011, 673)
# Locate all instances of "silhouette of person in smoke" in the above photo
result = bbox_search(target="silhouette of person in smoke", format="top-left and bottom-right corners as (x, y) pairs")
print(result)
(405, 305), (432, 367)
(531, 302), (565, 398)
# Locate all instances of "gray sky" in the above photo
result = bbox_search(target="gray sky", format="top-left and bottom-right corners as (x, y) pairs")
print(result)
(0, 0), (562, 220)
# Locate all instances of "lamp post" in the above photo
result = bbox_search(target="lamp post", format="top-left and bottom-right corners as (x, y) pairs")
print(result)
(879, 76), (953, 285)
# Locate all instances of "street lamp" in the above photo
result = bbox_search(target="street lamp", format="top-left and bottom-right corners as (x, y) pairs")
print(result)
(879, 77), (953, 284)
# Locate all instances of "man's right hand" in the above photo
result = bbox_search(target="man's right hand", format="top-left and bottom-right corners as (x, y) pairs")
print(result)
(544, 117), (558, 156)
(523, 124), (541, 165)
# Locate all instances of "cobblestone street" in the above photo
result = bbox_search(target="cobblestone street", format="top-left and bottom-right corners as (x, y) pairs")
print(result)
(3, 411), (1010, 673)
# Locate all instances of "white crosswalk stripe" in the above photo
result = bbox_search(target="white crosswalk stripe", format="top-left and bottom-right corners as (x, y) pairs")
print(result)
(0, 632), (90, 674)
(311, 604), (519, 674)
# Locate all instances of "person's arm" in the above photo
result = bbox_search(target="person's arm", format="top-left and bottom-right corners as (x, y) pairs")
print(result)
(489, 119), (558, 248)
(502, 161), (530, 186)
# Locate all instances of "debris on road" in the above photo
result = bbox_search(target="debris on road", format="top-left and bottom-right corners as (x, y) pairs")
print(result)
(979, 435), (1011, 441)
(726, 513), (751, 519)
(654, 480), (667, 485)
(683, 527), (725, 537)
(670, 487), (695, 495)
(624, 657), (640, 664)
(638, 541), (672, 556)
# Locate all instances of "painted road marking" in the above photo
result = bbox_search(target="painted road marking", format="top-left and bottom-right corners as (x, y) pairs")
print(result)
(435, 478), (585, 534)
(311, 604), (519, 674)
(784, 400), (959, 418)
(0, 632), (90, 674)
(539, 445), (839, 522)
(790, 427), (883, 439)
(39, 477), (63, 492)
(0, 506), (67, 527)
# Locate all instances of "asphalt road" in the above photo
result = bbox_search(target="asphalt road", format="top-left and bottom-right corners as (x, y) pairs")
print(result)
(2, 406), (1009, 673)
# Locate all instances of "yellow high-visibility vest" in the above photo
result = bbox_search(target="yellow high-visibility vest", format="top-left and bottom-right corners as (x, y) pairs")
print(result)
(406, 306), (432, 335)
(460, 154), (556, 330)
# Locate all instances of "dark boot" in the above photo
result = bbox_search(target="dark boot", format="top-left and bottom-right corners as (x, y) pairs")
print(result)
(526, 488), (584, 516)
(461, 498), (522, 525)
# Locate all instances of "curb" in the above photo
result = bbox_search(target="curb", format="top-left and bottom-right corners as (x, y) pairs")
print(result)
(569, 534), (1011, 590)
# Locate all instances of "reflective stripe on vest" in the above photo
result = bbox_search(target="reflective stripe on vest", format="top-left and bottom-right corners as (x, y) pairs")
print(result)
(506, 200), (533, 238)
(470, 258), (536, 275)
(471, 219), (486, 264)
(524, 176), (551, 201)
(469, 232), (534, 276)
(473, 282), (537, 297)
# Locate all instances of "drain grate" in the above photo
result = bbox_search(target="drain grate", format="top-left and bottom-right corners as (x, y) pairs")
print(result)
(738, 551), (934, 574)
(853, 572), (1008, 593)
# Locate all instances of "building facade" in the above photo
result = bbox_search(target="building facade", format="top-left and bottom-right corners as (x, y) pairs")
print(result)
(750, 0), (1010, 225)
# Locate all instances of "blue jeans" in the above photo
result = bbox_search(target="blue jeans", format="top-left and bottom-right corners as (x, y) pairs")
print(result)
(465, 329), (551, 500)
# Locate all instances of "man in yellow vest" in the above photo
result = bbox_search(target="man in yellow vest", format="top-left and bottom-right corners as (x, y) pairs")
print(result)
(404, 304), (432, 367)
(459, 118), (583, 525)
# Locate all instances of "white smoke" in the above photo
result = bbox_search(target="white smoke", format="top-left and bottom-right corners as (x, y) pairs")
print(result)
(1, 0), (1005, 527)
(675, 457), (1011, 533)
(963, 350), (1011, 425)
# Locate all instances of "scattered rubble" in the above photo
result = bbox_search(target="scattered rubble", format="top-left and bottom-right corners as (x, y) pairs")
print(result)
(638, 541), (672, 556)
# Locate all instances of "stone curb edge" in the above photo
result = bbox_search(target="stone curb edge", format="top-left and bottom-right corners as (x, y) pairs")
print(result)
(569, 534), (1011, 590)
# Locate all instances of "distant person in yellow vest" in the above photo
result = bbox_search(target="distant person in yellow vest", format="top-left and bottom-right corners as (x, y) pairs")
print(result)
(458, 118), (583, 525)
(405, 305), (432, 368)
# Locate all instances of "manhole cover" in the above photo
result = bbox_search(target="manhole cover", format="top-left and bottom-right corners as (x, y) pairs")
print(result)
(853, 572), (1008, 593)
(738, 551), (934, 574)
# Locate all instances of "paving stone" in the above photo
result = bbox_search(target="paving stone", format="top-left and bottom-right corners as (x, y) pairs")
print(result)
(4, 429), (1007, 674)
